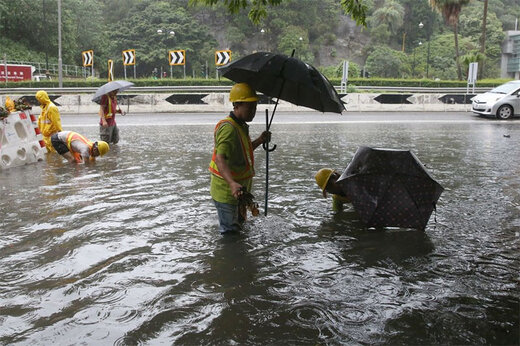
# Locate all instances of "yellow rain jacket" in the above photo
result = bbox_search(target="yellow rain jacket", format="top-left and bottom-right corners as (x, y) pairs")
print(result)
(36, 90), (62, 152)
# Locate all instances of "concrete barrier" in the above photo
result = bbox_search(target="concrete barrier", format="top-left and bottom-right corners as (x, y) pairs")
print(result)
(0, 110), (47, 170)
(1, 93), (474, 115)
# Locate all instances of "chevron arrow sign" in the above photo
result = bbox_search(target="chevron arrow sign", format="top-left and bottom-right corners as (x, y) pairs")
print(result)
(82, 50), (93, 67)
(169, 50), (185, 66)
(122, 49), (136, 66)
(215, 50), (231, 66)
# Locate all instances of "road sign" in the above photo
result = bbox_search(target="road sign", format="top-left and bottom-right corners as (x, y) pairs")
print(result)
(82, 50), (93, 67)
(122, 49), (136, 66)
(467, 62), (478, 94)
(107, 59), (114, 81)
(215, 50), (231, 65)
(169, 50), (185, 66)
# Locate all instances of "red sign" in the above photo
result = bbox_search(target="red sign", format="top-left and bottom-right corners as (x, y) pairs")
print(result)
(0, 64), (33, 82)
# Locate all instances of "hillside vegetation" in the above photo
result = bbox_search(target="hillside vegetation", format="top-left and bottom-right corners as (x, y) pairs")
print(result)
(0, 0), (518, 81)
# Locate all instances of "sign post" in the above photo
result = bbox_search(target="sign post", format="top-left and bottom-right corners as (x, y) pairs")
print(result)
(107, 59), (114, 81)
(169, 50), (186, 79)
(215, 50), (232, 78)
(467, 62), (478, 94)
(341, 60), (349, 93)
(122, 49), (136, 79)
(81, 50), (94, 78)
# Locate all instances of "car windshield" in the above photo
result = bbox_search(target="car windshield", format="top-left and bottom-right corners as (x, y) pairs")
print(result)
(489, 82), (520, 94)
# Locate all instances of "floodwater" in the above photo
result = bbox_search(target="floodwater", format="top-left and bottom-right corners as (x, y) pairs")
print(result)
(1, 112), (519, 345)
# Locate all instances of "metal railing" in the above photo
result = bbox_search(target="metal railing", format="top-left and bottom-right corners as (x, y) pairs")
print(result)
(2, 60), (89, 77)
(0, 85), (494, 95)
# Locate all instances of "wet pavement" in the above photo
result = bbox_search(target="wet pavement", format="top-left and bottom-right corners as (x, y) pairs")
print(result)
(0, 112), (519, 344)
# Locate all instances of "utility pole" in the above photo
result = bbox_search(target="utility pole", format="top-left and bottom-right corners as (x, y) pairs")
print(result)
(43, 0), (49, 72)
(58, 0), (63, 87)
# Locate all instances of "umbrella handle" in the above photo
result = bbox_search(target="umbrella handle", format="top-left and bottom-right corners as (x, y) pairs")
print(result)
(262, 142), (276, 152)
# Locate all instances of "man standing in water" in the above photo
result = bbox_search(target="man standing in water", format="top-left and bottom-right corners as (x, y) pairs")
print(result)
(315, 168), (351, 212)
(209, 83), (270, 234)
(99, 90), (124, 144)
(36, 90), (63, 153)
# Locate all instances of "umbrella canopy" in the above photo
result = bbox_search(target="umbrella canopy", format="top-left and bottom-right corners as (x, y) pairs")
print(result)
(219, 52), (344, 114)
(337, 146), (444, 230)
(92, 80), (134, 102)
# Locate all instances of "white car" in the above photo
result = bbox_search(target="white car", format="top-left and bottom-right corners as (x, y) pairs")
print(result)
(471, 80), (520, 120)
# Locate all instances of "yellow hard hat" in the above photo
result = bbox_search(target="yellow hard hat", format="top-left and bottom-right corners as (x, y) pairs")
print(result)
(229, 83), (259, 102)
(315, 168), (334, 197)
(96, 141), (109, 156)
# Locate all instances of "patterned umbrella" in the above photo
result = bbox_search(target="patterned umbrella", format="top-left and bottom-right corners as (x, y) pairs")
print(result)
(337, 146), (444, 230)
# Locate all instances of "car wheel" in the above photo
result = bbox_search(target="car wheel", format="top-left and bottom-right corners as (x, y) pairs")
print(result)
(496, 105), (514, 120)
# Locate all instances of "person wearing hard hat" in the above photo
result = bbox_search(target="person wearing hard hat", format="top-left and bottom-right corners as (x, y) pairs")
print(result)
(315, 168), (351, 212)
(50, 131), (109, 164)
(209, 83), (270, 234)
(99, 90), (124, 144)
(36, 90), (63, 153)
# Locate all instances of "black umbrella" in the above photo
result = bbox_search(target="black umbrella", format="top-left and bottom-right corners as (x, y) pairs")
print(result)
(337, 146), (444, 230)
(219, 51), (345, 116)
(219, 51), (345, 215)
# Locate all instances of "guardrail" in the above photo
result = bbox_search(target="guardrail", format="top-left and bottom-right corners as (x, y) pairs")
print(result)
(0, 85), (492, 94)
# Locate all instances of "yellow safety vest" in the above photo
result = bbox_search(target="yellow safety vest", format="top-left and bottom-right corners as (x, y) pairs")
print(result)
(66, 132), (93, 163)
(209, 116), (254, 181)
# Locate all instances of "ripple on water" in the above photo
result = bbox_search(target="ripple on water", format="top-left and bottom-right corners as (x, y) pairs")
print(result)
(89, 285), (128, 304)
(72, 305), (140, 326)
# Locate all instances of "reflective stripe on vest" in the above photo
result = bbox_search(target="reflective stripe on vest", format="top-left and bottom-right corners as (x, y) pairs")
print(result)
(105, 97), (114, 119)
(66, 132), (93, 163)
(209, 117), (254, 181)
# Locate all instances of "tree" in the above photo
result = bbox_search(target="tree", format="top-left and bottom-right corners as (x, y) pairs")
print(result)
(370, 0), (404, 35)
(365, 46), (408, 78)
(189, 0), (369, 26)
(428, 0), (471, 81)
(479, 0), (488, 76)
(458, 2), (504, 78)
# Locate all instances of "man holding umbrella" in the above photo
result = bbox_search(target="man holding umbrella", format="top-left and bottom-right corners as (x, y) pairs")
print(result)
(209, 83), (270, 234)
(99, 89), (123, 144)
(93, 80), (134, 144)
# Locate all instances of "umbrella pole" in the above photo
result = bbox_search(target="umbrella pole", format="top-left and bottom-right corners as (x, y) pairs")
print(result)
(263, 49), (296, 216)
(265, 109), (269, 216)
(267, 49), (295, 129)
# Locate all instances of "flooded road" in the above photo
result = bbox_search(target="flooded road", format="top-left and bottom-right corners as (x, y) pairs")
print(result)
(1, 112), (519, 345)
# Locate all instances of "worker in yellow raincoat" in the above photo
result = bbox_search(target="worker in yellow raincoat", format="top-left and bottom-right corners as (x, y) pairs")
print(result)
(36, 90), (62, 153)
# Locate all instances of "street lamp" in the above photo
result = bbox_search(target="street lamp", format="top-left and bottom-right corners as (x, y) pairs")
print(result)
(260, 28), (266, 51)
(418, 21), (431, 78)
(412, 41), (422, 77)
(157, 29), (175, 36)
(157, 29), (176, 78)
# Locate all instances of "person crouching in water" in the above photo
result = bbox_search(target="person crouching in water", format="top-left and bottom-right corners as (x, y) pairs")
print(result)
(99, 90), (123, 144)
(51, 131), (109, 164)
(315, 168), (351, 212)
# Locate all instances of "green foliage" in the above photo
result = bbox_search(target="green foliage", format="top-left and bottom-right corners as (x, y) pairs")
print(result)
(365, 46), (408, 78)
(188, 0), (283, 24)
(105, 1), (218, 78)
(340, 0), (369, 26)
(458, 1), (505, 77)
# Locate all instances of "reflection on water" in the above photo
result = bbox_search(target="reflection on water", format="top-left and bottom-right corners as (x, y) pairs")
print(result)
(0, 117), (519, 344)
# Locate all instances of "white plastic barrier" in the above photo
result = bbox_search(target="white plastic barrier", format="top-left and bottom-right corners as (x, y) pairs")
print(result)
(0, 110), (47, 170)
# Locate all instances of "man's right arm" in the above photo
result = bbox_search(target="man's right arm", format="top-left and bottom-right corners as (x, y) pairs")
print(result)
(214, 153), (242, 199)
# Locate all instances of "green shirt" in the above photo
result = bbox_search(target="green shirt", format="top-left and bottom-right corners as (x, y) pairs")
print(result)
(210, 114), (253, 205)
(332, 194), (351, 212)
